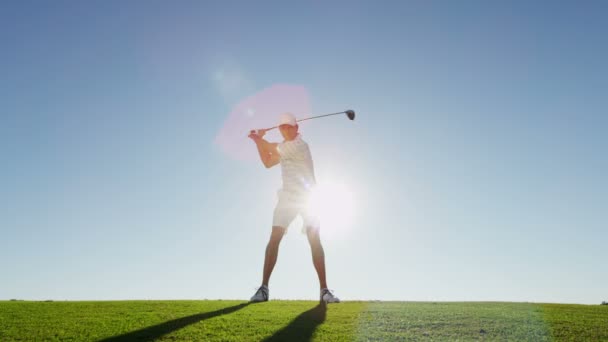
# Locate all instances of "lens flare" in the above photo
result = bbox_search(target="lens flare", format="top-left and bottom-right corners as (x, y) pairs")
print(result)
(214, 84), (311, 161)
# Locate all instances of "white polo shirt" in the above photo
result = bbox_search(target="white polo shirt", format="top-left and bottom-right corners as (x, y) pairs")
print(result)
(276, 134), (316, 198)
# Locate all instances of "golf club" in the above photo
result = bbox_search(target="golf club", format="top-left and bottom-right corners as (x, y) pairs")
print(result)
(250, 110), (355, 135)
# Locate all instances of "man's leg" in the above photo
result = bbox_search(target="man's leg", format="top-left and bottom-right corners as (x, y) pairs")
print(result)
(262, 226), (286, 286)
(306, 228), (328, 290)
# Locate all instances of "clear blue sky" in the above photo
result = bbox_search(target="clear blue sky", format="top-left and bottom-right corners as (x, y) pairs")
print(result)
(1, 1), (606, 304)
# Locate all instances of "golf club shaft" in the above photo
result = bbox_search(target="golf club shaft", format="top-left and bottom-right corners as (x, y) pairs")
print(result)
(263, 111), (347, 131)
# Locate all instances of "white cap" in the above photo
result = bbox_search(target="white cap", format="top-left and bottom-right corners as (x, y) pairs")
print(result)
(278, 112), (297, 127)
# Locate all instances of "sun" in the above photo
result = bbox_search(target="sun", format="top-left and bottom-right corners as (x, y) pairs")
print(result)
(307, 180), (356, 239)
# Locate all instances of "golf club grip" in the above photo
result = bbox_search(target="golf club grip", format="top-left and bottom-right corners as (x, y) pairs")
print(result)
(250, 126), (278, 135)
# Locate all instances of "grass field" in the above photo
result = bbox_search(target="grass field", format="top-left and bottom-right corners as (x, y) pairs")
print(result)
(1, 300), (607, 341)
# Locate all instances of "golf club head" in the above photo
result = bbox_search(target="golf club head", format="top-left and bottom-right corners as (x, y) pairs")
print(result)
(345, 110), (355, 120)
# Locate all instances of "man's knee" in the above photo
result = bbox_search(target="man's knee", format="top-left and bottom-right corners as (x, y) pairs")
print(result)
(306, 228), (322, 246)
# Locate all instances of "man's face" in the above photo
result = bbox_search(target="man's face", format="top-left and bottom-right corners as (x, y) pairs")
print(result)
(279, 124), (298, 141)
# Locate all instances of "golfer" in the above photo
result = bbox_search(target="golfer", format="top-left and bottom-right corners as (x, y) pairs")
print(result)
(247, 112), (340, 304)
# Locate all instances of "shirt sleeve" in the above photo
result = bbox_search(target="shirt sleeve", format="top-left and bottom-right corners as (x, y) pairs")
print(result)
(276, 143), (282, 156)
(277, 141), (297, 159)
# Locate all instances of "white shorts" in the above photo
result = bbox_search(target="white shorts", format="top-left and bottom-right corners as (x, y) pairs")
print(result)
(272, 190), (320, 233)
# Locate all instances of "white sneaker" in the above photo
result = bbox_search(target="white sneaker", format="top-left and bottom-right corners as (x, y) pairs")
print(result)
(250, 285), (269, 302)
(320, 288), (340, 303)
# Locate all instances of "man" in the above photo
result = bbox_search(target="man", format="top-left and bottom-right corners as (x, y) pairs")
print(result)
(247, 112), (340, 304)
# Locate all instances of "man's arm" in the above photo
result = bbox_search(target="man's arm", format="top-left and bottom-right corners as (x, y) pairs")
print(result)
(255, 139), (280, 168)
(249, 130), (280, 168)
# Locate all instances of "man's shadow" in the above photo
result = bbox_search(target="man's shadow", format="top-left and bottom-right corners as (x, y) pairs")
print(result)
(99, 302), (250, 342)
(263, 302), (327, 342)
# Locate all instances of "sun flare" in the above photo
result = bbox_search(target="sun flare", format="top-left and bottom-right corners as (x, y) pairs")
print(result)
(308, 180), (356, 239)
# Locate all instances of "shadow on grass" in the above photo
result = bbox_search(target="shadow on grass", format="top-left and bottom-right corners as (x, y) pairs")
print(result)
(263, 303), (327, 342)
(99, 302), (250, 342)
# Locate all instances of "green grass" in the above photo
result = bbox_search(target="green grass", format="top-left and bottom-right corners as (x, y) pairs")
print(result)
(0, 300), (606, 341)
